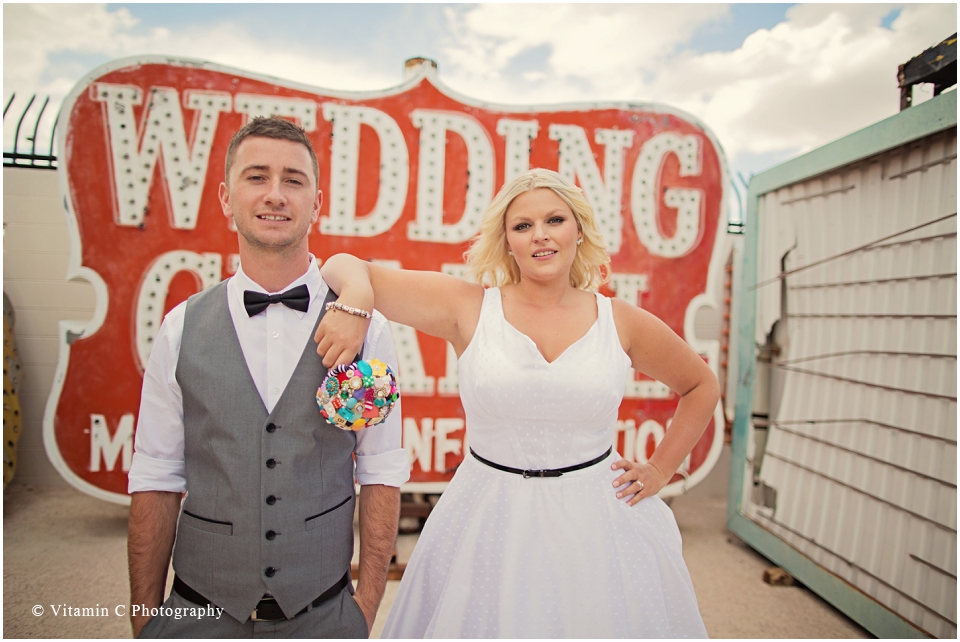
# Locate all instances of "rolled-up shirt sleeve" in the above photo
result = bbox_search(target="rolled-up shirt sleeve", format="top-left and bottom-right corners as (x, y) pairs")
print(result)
(129, 300), (410, 492)
(355, 311), (410, 487)
(128, 304), (188, 494)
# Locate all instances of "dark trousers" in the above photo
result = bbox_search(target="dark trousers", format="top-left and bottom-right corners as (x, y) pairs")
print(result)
(137, 586), (368, 639)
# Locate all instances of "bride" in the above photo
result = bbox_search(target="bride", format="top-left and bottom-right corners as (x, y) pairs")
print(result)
(316, 168), (718, 638)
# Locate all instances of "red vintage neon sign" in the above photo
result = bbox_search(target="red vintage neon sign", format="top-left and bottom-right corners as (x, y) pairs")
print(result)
(47, 56), (728, 503)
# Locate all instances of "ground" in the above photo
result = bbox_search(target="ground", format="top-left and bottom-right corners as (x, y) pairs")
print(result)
(3, 456), (870, 638)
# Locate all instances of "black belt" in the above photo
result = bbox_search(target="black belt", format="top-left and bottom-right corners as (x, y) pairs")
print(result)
(172, 571), (350, 622)
(470, 447), (612, 478)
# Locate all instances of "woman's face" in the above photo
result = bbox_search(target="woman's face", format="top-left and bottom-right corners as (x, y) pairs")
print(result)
(504, 188), (582, 285)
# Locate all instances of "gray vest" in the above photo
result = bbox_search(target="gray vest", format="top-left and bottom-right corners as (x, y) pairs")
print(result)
(172, 280), (356, 622)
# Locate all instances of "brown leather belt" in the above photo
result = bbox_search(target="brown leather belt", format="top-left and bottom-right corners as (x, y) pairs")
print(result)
(172, 572), (350, 622)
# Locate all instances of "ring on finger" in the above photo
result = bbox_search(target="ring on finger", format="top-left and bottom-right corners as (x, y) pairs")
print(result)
(636, 481), (644, 492)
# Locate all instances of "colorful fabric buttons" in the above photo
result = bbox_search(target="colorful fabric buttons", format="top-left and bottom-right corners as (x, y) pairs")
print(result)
(317, 359), (400, 431)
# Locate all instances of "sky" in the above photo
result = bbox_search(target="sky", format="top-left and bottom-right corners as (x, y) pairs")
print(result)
(3, 2), (957, 213)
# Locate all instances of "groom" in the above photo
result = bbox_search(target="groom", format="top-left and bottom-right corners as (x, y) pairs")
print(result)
(126, 116), (407, 637)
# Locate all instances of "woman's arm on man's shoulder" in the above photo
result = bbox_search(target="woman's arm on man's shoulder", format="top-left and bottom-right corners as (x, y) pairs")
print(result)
(316, 253), (484, 366)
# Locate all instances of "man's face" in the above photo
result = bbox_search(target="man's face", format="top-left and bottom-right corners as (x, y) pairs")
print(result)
(219, 136), (321, 254)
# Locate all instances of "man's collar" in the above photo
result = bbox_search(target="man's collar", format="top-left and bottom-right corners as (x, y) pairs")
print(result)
(231, 255), (328, 314)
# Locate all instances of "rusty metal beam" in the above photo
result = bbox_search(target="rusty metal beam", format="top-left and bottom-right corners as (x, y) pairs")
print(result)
(899, 33), (957, 111)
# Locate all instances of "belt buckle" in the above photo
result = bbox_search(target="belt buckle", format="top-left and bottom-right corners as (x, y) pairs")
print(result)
(250, 599), (278, 623)
(522, 469), (541, 479)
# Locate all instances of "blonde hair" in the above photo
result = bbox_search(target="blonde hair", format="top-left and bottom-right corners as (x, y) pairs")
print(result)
(465, 168), (611, 290)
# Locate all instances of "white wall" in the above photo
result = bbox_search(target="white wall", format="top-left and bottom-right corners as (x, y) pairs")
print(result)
(3, 167), (96, 488)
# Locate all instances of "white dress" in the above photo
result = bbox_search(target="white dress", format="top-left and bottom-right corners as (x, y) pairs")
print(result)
(382, 288), (707, 638)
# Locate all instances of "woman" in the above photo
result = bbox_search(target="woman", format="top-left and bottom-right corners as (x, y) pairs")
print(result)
(316, 168), (718, 638)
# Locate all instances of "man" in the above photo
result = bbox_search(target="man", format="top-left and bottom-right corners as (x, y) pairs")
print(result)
(127, 116), (407, 638)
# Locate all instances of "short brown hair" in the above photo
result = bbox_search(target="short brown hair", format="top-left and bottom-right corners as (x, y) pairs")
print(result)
(224, 116), (319, 186)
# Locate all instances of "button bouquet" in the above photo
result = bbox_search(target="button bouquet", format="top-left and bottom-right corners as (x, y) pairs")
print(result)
(316, 359), (399, 430)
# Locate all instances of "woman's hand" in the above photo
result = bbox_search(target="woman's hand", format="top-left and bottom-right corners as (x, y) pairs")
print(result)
(611, 459), (669, 506)
(315, 304), (371, 368)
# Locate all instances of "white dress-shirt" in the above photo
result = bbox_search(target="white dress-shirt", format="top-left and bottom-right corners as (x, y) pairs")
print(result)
(128, 256), (409, 493)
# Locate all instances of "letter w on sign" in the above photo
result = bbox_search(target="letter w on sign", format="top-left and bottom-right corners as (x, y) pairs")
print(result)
(49, 56), (728, 504)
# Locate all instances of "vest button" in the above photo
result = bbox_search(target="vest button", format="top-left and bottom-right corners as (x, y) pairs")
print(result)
(266, 459), (276, 469)
(264, 567), (276, 578)
(266, 495), (277, 505)
(266, 530), (276, 540)
(266, 423), (277, 433)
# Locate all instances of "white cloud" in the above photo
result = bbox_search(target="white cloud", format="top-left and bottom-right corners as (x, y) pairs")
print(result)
(443, 4), (729, 79)
(650, 4), (956, 164)
(435, 3), (957, 174)
(6, 5), (118, 97)
(438, 4), (730, 100)
(3, 3), (398, 150)
(3, 3), (957, 178)
(3, 4), (397, 107)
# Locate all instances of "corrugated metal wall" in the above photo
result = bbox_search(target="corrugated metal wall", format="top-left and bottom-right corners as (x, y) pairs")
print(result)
(748, 127), (956, 637)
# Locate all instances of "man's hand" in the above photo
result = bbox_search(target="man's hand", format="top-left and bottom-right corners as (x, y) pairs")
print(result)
(315, 304), (371, 368)
(354, 484), (401, 634)
(352, 586), (379, 633)
(128, 491), (181, 637)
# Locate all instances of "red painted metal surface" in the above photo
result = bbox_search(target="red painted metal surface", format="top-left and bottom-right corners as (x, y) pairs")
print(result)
(50, 57), (728, 503)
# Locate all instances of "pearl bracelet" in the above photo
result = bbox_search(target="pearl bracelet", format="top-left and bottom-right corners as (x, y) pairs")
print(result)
(325, 301), (372, 319)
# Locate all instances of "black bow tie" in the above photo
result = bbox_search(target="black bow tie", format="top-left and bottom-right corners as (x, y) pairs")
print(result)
(243, 284), (310, 317)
